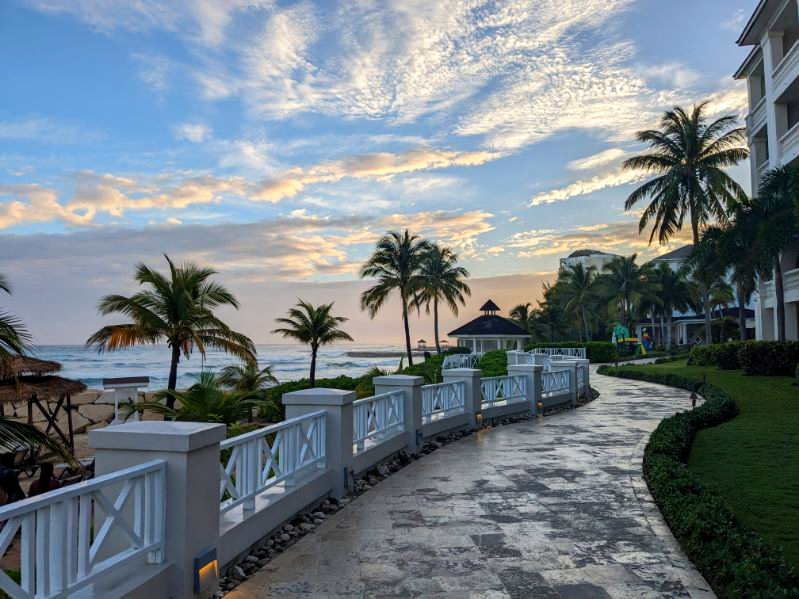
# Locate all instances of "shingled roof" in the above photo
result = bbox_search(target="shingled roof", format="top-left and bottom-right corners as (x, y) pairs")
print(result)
(652, 244), (693, 262)
(448, 314), (529, 337)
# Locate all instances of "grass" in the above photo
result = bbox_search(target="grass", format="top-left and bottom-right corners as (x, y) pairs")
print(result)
(620, 358), (799, 569)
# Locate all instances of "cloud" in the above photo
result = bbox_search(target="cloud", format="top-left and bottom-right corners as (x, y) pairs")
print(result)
(173, 122), (213, 143)
(0, 117), (99, 144)
(721, 9), (748, 32)
(567, 148), (628, 171)
(529, 167), (648, 206)
(378, 210), (495, 255)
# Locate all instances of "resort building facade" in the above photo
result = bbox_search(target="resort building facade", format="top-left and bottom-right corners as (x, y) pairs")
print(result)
(559, 249), (619, 272)
(736, 0), (799, 341)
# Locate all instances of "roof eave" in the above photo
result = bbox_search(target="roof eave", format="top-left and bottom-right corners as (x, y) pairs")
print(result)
(734, 46), (763, 79)
(736, 0), (770, 46)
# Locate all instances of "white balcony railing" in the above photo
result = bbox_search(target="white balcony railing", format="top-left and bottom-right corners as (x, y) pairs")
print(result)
(530, 347), (586, 359)
(543, 369), (570, 395)
(421, 380), (465, 423)
(353, 390), (404, 454)
(780, 122), (799, 160)
(0, 460), (166, 599)
(746, 96), (767, 133)
(480, 374), (526, 407)
(220, 411), (326, 513)
(785, 267), (799, 292)
(774, 39), (799, 95)
(442, 353), (482, 369)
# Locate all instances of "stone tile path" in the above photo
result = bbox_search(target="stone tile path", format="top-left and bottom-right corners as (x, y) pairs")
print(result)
(229, 369), (714, 598)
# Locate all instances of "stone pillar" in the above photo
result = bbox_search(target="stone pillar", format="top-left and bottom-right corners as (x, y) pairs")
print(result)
(576, 358), (590, 397)
(282, 388), (354, 498)
(373, 374), (424, 454)
(507, 364), (543, 415)
(442, 368), (482, 428)
(90, 421), (227, 599)
(557, 360), (579, 407)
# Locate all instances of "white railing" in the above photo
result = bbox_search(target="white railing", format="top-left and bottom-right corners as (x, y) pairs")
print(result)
(543, 369), (570, 395)
(577, 366), (585, 389)
(780, 121), (799, 160)
(480, 375), (526, 407)
(773, 39), (799, 93)
(530, 347), (586, 359)
(746, 96), (766, 133)
(220, 411), (326, 513)
(353, 390), (404, 454)
(442, 353), (482, 369)
(506, 350), (532, 366)
(0, 460), (165, 599)
(785, 267), (799, 292)
(421, 380), (465, 423)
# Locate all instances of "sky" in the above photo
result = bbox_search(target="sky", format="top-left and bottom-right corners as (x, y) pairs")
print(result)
(0, 0), (758, 345)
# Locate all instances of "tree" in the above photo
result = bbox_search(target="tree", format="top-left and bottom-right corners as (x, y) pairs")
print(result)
(360, 230), (430, 366)
(86, 255), (256, 408)
(272, 300), (353, 387)
(624, 102), (749, 343)
(414, 244), (470, 354)
(0, 273), (32, 369)
(601, 255), (656, 332)
(649, 262), (692, 349)
(219, 362), (278, 422)
(558, 263), (597, 342)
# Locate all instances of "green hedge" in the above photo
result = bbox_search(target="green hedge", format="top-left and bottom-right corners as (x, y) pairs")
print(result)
(688, 342), (742, 370)
(597, 365), (799, 597)
(738, 341), (799, 377)
(525, 341), (618, 363)
(477, 349), (508, 377)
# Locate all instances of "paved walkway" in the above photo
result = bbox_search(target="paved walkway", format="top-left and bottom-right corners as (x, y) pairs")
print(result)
(229, 369), (714, 598)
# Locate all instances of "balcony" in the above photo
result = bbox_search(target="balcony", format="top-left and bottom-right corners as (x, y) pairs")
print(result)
(746, 96), (767, 134)
(780, 121), (799, 163)
(773, 40), (799, 98)
(757, 159), (771, 181)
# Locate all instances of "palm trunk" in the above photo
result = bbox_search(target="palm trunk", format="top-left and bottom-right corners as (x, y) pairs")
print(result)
(402, 294), (413, 367)
(166, 344), (180, 409)
(775, 257), (786, 342)
(650, 310), (656, 347)
(667, 314), (673, 350)
(659, 312), (666, 348)
(433, 296), (441, 354)
(310, 345), (317, 387)
(736, 284), (747, 341)
(582, 305), (590, 342)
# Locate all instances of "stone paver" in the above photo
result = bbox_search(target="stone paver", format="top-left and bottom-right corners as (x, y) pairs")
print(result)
(229, 369), (714, 598)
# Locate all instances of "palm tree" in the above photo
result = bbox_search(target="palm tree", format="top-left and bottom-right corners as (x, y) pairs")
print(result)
(649, 262), (692, 349)
(86, 255), (256, 408)
(125, 372), (252, 425)
(601, 255), (656, 332)
(360, 230), (430, 366)
(0, 273), (32, 368)
(219, 362), (278, 422)
(414, 244), (470, 354)
(272, 300), (353, 387)
(623, 102), (749, 343)
(558, 263), (597, 342)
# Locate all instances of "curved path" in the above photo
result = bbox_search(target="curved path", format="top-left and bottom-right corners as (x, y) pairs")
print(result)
(230, 369), (714, 598)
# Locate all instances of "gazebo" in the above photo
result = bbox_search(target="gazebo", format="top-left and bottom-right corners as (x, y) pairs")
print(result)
(448, 299), (530, 352)
(0, 355), (87, 451)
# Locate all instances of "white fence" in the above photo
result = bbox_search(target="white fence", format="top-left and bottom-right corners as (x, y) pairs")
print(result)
(421, 380), (465, 423)
(0, 460), (165, 599)
(530, 347), (586, 359)
(220, 411), (326, 513)
(442, 353), (482, 369)
(353, 390), (404, 454)
(543, 369), (571, 396)
(480, 374), (527, 407)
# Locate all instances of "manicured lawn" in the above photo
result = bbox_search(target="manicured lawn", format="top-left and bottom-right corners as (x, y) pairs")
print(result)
(622, 359), (799, 569)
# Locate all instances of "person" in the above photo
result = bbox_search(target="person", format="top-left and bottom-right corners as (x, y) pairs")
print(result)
(0, 453), (25, 504)
(29, 462), (60, 497)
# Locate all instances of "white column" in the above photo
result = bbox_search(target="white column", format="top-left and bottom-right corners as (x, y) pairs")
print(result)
(763, 30), (785, 161)
(282, 388), (354, 498)
(373, 375), (423, 454)
(442, 368), (482, 428)
(90, 421), (226, 599)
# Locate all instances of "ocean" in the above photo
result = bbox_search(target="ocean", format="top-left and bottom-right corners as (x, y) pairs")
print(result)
(29, 344), (414, 390)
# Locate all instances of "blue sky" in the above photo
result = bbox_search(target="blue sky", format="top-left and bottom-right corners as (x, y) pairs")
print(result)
(0, 0), (758, 343)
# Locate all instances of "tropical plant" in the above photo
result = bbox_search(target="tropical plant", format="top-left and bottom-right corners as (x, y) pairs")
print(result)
(600, 255), (656, 332)
(272, 300), (353, 387)
(558, 263), (597, 342)
(413, 244), (470, 354)
(360, 230), (430, 366)
(124, 372), (252, 424)
(649, 262), (692, 349)
(219, 362), (279, 422)
(86, 255), (256, 408)
(623, 102), (749, 343)
(0, 273), (32, 369)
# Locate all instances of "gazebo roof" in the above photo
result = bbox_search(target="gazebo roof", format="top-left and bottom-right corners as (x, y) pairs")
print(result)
(1, 355), (62, 380)
(0, 375), (87, 404)
(479, 299), (500, 313)
(448, 314), (529, 337)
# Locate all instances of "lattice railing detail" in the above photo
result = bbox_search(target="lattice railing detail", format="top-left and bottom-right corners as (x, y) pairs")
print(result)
(421, 381), (465, 423)
(480, 375), (527, 407)
(543, 369), (570, 395)
(352, 390), (404, 454)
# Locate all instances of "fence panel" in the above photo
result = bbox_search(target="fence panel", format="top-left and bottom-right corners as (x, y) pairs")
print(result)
(421, 381), (465, 423)
(352, 390), (405, 454)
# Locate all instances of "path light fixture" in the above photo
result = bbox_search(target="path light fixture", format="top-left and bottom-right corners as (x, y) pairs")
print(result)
(537, 401), (544, 418)
(194, 546), (218, 594)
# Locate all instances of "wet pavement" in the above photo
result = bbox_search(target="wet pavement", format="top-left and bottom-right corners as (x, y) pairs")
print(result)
(228, 368), (714, 598)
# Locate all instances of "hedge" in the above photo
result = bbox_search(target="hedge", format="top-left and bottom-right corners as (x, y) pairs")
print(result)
(688, 342), (742, 370)
(738, 341), (799, 377)
(524, 341), (618, 363)
(597, 365), (799, 598)
(477, 349), (508, 377)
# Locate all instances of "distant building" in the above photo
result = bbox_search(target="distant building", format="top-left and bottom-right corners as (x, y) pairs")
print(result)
(448, 300), (530, 352)
(559, 249), (619, 273)
(734, 0), (799, 340)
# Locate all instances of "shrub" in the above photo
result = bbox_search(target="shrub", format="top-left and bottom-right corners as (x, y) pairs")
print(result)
(477, 349), (508, 377)
(444, 346), (471, 355)
(688, 342), (742, 369)
(524, 341), (618, 363)
(738, 341), (799, 377)
(598, 365), (799, 597)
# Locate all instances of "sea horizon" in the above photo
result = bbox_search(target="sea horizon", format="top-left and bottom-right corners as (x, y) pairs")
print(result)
(30, 343), (417, 390)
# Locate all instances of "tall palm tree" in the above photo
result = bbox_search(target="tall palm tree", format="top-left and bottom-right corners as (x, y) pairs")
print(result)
(272, 300), (353, 387)
(623, 102), (749, 343)
(414, 244), (470, 354)
(558, 263), (597, 342)
(0, 273), (32, 368)
(601, 255), (656, 332)
(86, 255), (256, 408)
(649, 262), (692, 349)
(360, 230), (430, 366)
(219, 362), (278, 422)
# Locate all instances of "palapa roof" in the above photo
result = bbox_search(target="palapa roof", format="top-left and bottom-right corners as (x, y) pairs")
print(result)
(1, 355), (61, 380)
(0, 375), (87, 404)
(448, 314), (529, 338)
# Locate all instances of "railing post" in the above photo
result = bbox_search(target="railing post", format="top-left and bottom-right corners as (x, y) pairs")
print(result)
(576, 358), (590, 397)
(507, 363), (542, 415)
(558, 360), (579, 407)
(90, 421), (226, 599)
(442, 368), (482, 429)
(373, 375), (423, 455)
(282, 388), (354, 499)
